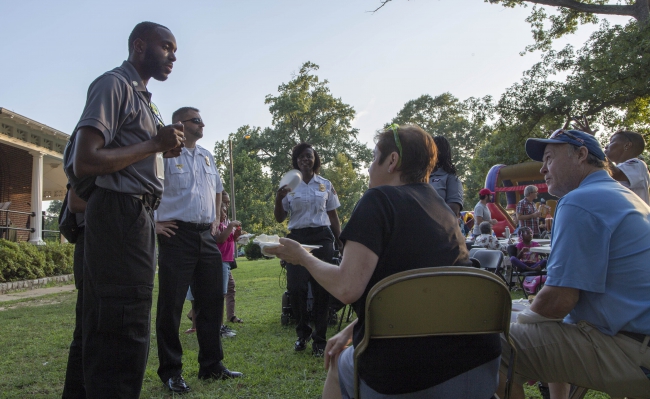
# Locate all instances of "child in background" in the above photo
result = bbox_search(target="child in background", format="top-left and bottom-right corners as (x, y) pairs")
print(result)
(510, 227), (547, 272)
(184, 199), (245, 336)
(474, 221), (507, 251)
(215, 199), (244, 336)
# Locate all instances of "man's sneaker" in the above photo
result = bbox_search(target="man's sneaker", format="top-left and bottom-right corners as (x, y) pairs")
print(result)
(220, 325), (236, 338)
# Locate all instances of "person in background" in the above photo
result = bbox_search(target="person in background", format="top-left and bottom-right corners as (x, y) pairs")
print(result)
(497, 129), (650, 399)
(474, 221), (507, 251)
(274, 142), (342, 357)
(221, 191), (244, 324)
(429, 136), (464, 217)
(605, 130), (650, 205)
(516, 185), (541, 237)
(268, 124), (499, 398)
(509, 227), (546, 272)
(154, 107), (241, 394)
(472, 188), (497, 238)
(214, 191), (243, 338)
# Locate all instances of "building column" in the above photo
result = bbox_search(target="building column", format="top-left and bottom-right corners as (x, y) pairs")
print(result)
(29, 150), (45, 245)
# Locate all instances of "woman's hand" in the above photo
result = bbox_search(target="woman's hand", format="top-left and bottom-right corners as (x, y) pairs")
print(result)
(276, 185), (291, 200)
(265, 237), (312, 266)
(324, 321), (355, 370)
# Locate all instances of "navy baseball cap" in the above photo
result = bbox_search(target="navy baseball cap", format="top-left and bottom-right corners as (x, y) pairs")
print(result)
(525, 129), (606, 162)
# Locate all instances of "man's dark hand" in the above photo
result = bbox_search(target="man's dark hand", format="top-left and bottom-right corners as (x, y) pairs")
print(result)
(163, 147), (183, 158)
(154, 122), (185, 153)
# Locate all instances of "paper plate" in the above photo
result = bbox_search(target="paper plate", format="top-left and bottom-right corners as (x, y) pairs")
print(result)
(237, 233), (255, 245)
(279, 169), (302, 191)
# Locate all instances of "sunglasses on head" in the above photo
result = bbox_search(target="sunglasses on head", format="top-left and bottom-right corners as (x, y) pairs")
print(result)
(550, 129), (584, 145)
(181, 117), (203, 124)
(388, 123), (403, 168)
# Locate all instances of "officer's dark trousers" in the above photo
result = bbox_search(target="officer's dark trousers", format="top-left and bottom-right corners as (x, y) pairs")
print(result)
(82, 188), (156, 399)
(156, 225), (224, 382)
(286, 226), (335, 348)
(62, 227), (85, 399)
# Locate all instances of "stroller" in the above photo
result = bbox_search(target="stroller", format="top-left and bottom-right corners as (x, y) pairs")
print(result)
(279, 251), (344, 326)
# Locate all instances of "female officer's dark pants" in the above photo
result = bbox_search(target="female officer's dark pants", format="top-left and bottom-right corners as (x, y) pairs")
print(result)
(286, 226), (335, 350)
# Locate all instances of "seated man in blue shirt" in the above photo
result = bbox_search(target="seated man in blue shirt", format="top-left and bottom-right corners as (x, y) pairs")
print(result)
(498, 129), (650, 399)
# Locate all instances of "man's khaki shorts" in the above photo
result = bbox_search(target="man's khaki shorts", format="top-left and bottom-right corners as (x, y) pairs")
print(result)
(501, 321), (650, 398)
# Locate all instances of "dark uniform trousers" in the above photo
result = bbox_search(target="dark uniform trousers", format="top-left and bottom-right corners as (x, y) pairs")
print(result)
(82, 188), (156, 399)
(156, 224), (225, 382)
(62, 227), (85, 399)
(286, 226), (335, 348)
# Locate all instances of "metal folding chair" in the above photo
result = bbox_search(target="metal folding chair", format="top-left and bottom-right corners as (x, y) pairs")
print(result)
(353, 266), (517, 399)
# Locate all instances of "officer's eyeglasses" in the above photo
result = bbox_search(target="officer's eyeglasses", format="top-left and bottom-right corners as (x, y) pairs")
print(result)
(181, 117), (203, 124)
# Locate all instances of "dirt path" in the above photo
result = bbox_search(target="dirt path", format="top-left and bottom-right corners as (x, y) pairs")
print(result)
(0, 284), (76, 305)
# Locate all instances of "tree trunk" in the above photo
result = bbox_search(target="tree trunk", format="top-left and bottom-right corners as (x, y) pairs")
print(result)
(508, 0), (649, 26)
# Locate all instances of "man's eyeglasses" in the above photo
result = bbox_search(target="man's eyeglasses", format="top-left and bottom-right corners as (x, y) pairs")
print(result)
(181, 117), (203, 125)
(550, 129), (584, 145)
(388, 123), (403, 168)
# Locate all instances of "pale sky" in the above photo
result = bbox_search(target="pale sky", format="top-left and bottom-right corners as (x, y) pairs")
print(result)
(1, 0), (631, 151)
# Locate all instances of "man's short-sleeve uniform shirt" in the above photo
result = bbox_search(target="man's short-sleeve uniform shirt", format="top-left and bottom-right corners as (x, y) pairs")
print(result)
(281, 174), (340, 230)
(155, 145), (223, 224)
(617, 158), (650, 205)
(428, 169), (464, 210)
(76, 61), (163, 197)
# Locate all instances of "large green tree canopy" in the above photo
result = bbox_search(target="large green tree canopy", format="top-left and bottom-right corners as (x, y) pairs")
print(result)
(215, 62), (372, 234)
(389, 93), (494, 181)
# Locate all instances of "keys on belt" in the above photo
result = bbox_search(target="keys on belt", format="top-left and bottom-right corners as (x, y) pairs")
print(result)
(132, 193), (161, 210)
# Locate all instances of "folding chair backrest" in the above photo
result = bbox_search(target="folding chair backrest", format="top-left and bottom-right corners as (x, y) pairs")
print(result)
(354, 266), (516, 398)
(469, 247), (483, 258)
(471, 249), (504, 272)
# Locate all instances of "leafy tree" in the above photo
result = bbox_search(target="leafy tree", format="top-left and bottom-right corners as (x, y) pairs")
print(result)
(389, 93), (494, 180)
(376, 1), (650, 53)
(244, 61), (372, 186)
(495, 21), (650, 140)
(214, 126), (287, 236)
(43, 200), (63, 239)
(217, 62), (372, 235)
(487, 0), (650, 53)
(320, 153), (369, 226)
(469, 21), (650, 204)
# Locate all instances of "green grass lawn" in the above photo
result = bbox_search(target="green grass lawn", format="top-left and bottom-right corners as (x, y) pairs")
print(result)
(0, 259), (610, 398)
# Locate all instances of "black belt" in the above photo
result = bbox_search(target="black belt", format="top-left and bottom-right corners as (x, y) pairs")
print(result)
(291, 226), (330, 233)
(620, 331), (649, 343)
(132, 193), (161, 211)
(175, 220), (211, 231)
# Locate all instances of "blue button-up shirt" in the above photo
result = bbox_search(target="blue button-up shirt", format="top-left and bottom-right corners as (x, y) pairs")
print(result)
(155, 145), (223, 224)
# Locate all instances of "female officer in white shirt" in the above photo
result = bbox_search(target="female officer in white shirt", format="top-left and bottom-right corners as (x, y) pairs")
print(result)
(274, 143), (342, 357)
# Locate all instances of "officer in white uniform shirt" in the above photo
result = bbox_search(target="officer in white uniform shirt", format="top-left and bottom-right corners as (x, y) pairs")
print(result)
(274, 143), (342, 357)
(605, 130), (650, 205)
(154, 107), (242, 395)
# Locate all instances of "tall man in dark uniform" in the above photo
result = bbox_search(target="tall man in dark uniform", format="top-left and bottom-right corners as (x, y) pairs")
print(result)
(154, 107), (243, 394)
(72, 22), (185, 398)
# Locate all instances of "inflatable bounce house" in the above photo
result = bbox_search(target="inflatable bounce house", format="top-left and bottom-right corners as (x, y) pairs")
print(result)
(483, 161), (556, 237)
